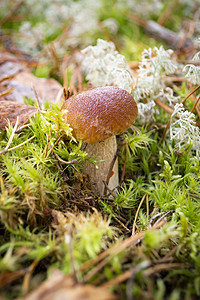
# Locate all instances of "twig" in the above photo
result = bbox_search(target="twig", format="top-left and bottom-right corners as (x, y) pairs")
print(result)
(68, 226), (79, 283)
(102, 261), (150, 290)
(0, 135), (36, 155)
(15, 123), (32, 133)
(81, 220), (166, 283)
(154, 98), (174, 115)
(63, 87), (71, 101)
(53, 152), (78, 165)
(0, 87), (14, 97)
(0, 0), (24, 26)
(0, 116), (19, 154)
(0, 75), (15, 83)
(82, 231), (145, 283)
(32, 85), (42, 111)
(132, 194), (146, 236)
(102, 181), (116, 199)
(161, 117), (171, 143)
(119, 148), (127, 187)
(22, 259), (39, 295)
(157, 1), (179, 26)
(191, 94), (200, 114)
(44, 129), (52, 158)
(128, 13), (194, 50)
(46, 135), (63, 158)
(149, 211), (174, 228)
(181, 84), (200, 104)
(103, 150), (118, 196)
(102, 262), (184, 290)
(161, 84), (200, 142)
(146, 194), (149, 225)
(55, 88), (64, 104)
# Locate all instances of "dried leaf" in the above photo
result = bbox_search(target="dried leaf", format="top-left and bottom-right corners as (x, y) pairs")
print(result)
(0, 100), (37, 130)
(6, 71), (62, 104)
(22, 269), (117, 300)
(0, 269), (26, 288)
(0, 51), (62, 104)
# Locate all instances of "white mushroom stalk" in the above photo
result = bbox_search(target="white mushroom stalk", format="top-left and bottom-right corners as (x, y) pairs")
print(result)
(82, 136), (118, 196)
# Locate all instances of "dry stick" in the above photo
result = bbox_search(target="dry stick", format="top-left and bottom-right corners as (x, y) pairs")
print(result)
(188, 83), (200, 115)
(143, 262), (184, 278)
(102, 262), (184, 289)
(16, 123), (32, 133)
(0, 135), (36, 155)
(102, 261), (150, 289)
(53, 152), (78, 165)
(82, 220), (166, 283)
(161, 118), (171, 143)
(22, 259), (39, 295)
(46, 135), (63, 158)
(103, 150), (118, 196)
(164, 76), (187, 82)
(132, 194), (146, 236)
(153, 210), (174, 228)
(0, 0), (24, 26)
(80, 222), (166, 276)
(111, 212), (130, 233)
(68, 226), (79, 284)
(0, 75), (15, 83)
(157, 1), (179, 26)
(154, 98), (174, 115)
(146, 194), (149, 226)
(161, 84), (200, 142)
(191, 94), (200, 114)
(0, 87), (14, 97)
(63, 87), (71, 101)
(185, 86), (200, 121)
(102, 181), (116, 199)
(55, 87), (64, 104)
(181, 84), (200, 104)
(49, 43), (59, 71)
(77, 67), (83, 92)
(80, 231), (146, 274)
(32, 85), (42, 111)
(149, 211), (173, 228)
(0, 269), (26, 289)
(119, 147), (127, 187)
(3, 116), (19, 153)
(127, 13), (193, 49)
(44, 128), (52, 158)
(82, 231), (145, 283)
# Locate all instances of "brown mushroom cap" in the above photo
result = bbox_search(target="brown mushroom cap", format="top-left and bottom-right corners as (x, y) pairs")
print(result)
(61, 86), (138, 143)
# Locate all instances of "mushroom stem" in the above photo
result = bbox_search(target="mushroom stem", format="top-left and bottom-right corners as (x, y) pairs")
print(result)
(82, 136), (119, 197)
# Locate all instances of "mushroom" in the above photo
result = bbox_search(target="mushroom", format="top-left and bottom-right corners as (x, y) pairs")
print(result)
(61, 86), (138, 196)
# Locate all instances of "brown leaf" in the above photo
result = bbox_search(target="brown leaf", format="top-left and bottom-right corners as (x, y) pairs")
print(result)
(0, 51), (63, 104)
(6, 71), (62, 104)
(0, 100), (37, 130)
(0, 269), (26, 288)
(22, 269), (117, 300)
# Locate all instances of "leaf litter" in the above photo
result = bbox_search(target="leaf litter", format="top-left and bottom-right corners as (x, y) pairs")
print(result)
(1, 1), (200, 300)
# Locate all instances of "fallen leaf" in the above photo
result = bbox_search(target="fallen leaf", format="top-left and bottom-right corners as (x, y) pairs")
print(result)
(0, 100), (37, 130)
(0, 269), (26, 288)
(22, 269), (117, 300)
(0, 51), (63, 104)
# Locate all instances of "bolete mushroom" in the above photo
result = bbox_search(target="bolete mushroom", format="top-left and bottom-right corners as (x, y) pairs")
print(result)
(61, 86), (138, 196)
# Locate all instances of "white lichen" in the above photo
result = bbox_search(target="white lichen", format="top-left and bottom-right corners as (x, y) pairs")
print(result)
(81, 39), (133, 92)
(183, 51), (200, 85)
(169, 103), (200, 157)
(137, 101), (156, 125)
(133, 46), (177, 102)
